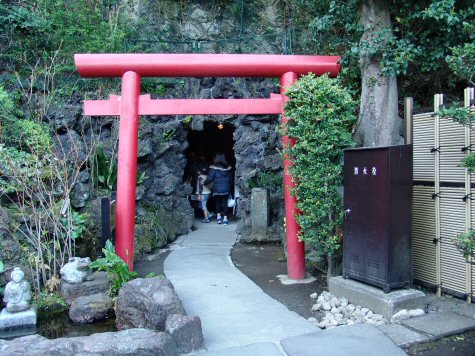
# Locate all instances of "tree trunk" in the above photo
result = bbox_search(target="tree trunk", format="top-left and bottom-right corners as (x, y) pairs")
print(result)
(354, 0), (400, 147)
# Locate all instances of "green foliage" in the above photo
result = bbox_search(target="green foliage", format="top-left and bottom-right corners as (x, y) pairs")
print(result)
(61, 211), (88, 241)
(90, 240), (137, 296)
(454, 229), (475, 259)
(247, 171), (283, 195)
(282, 73), (356, 260)
(13, 120), (52, 155)
(34, 292), (68, 317)
(439, 106), (475, 126)
(302, 1), (475, 103)
(0, 85), (20, 143)
(438, 106), (475, 171)
(162, 129), (176, 141)
(92, 146), (149, 190)
(461, 153), (475, 172)
(92, 146), (118, 191)
(145, 272), (159, 278)
(0, 144), (45, 193)
(447, 42), (475, 86)
(182, 115), (193, 125)
(141, 78), (166, 97)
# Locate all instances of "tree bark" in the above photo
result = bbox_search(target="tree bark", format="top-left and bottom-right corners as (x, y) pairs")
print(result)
(354, 0), (400, 147)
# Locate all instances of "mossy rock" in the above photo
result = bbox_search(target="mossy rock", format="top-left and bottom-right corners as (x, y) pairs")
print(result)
(134, 207), (179, 260)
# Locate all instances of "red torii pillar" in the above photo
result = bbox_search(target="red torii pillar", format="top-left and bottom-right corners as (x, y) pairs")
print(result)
(75, 54), (340, 278)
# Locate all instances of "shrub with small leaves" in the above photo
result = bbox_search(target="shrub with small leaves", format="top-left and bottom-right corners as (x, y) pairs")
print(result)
(281, 73), (356, 275)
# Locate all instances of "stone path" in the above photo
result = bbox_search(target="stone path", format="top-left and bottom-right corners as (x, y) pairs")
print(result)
(164, 221), (406, 355)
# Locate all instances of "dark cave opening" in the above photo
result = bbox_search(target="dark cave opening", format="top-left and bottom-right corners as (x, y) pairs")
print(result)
(184, 121), (236, 217)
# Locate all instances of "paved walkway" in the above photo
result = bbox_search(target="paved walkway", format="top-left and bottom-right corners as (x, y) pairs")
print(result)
(164, 221), (406, 355)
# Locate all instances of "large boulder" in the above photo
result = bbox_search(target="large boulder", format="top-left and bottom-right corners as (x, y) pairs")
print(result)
(116, 277), (185, 331)
(165, 314), (203, 354)
(69, 292), (113, 324)
(0, 329), (178, 356)
(60, 271), (110, 305)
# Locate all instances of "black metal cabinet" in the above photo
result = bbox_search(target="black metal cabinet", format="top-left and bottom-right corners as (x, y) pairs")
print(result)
(343, 145), (413, 293)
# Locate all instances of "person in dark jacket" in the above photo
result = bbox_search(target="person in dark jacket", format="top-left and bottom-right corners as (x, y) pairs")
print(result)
(204, 153), (232, 225)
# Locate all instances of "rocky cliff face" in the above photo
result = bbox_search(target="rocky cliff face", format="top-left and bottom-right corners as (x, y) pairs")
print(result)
(45, 77), (284, 260)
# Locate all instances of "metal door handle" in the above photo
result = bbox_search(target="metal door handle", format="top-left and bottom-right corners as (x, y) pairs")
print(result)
(345, 209), (351, 219)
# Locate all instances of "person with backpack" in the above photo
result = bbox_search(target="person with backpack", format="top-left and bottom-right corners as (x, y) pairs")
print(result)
(204, 153), (232, 225)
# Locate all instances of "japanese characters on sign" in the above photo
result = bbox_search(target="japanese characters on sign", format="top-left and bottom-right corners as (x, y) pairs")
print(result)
(353, 166), (377, 176)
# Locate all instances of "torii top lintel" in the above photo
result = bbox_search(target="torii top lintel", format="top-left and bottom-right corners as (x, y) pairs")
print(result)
(74, 53), (340, 78)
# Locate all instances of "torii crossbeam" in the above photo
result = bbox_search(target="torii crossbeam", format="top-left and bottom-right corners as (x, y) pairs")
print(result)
(75, 53), (340, 279)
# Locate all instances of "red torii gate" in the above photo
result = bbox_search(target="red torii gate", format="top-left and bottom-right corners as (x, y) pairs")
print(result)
(75, 53), (340, 279)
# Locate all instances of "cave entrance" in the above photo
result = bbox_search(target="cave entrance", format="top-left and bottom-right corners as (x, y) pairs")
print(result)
(186, 121), (236, 217)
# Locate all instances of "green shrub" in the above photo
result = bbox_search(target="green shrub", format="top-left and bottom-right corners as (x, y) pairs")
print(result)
(282, 73), (356, 278)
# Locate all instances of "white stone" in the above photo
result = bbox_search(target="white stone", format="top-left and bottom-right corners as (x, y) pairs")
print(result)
(391, 309), (409, 323)
(347, 304), (356, 312)
(330, 319), (339, 326)
(311, 303), (321, 311)
(347, 320), (355, 325)
(317, 296), (325, 303)
(373, 313), (384, 321)
(367, 311), (374, 318)
(308, 317), (317, 323)
(310, 293), (318, 299)
(408, 309), (425, 317)
(322, 302), (332, 311)
(331, 307), (339, 314)
(340, 298), (349, 307)
(361, 307), (370, 315)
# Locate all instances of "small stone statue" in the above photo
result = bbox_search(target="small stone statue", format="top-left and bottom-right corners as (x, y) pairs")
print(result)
(3, 267), (32, 313)
(60, 257), (94, 284)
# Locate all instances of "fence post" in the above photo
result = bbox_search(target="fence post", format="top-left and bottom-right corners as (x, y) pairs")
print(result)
(404, 97), (413, 145)
(434, 93), (443, 297)
(465, 87), (475, 303)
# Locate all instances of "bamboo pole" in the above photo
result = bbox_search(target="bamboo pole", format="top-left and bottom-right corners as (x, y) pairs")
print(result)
(465, 87), (475, 303)
(434, 94), (443, 297)
(404, 97), (413, 145)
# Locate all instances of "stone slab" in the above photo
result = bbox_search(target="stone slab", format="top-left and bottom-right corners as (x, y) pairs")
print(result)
(0, 307), (37, 330)
(251, 188), (269, 228)
(378, 323), (431, 348)
(401, 311), (475, 339)
(195, 342), (285, 355)
(280, 324), (406, 356)
(329, 276), (425, 319)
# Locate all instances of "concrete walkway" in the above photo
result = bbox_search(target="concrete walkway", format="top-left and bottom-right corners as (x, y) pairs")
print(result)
(164, 221), (406, 355)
